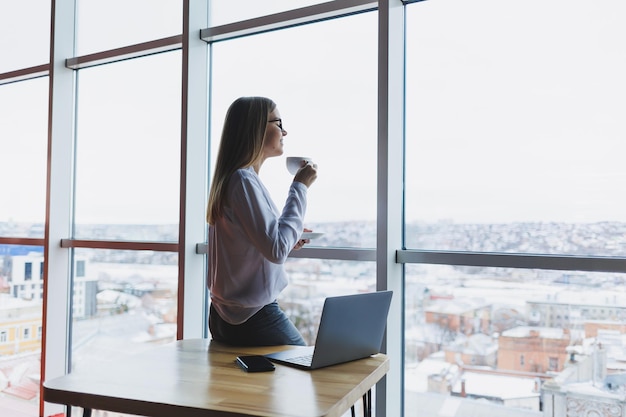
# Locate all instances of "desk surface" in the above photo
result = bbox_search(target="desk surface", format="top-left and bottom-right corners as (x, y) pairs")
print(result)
(43, 339), (389, 417)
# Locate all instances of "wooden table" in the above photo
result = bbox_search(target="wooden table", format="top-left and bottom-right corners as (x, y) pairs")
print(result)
(43, 338), (389, 417)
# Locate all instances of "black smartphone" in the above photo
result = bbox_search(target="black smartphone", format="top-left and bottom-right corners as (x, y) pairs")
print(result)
(235, 355), (276, 372)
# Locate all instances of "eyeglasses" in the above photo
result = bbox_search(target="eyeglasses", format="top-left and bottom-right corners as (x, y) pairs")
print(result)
(268, 118), (284, 131)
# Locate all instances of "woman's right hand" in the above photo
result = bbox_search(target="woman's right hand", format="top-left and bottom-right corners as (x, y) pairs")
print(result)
(294, 161), (318, 188)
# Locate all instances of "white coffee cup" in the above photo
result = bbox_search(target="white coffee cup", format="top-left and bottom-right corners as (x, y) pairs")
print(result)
(286, 156), (313, 175)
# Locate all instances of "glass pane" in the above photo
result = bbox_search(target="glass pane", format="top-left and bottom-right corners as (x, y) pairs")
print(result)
(209, 0), (326, 26)
(0, 1), (50, 73)
(70, 249), (177, 372)
(405, 0), (626, 256)
(75, 0), (182, 55)
(210, 12), (377, 248)
(0, 78), (48, 237)
(74, 52), (181, 240)
(281, 258), (376, 345)
(0, 245), (44, 417)
(405, 263), (626, 416)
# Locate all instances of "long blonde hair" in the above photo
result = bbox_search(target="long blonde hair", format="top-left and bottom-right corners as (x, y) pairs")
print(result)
(207, 96), (276, 224)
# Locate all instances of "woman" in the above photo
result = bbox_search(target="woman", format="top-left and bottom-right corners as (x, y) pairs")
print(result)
(206, 96), (318, 346)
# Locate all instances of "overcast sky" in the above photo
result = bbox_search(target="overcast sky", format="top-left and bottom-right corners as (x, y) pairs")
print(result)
(1, 0), (625, 225)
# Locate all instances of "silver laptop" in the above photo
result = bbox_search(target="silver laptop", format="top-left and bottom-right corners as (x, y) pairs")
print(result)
(264, 291), (393, 370)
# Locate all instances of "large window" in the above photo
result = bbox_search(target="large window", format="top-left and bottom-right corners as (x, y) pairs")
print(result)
(405, 0), (626, 255)
(74, 52), (182, 239)
(0, 67), (47, 416)
(68, 38), (183, 408)
(0, 78), (48, 234)
(404, 0), (626, 415)
(3, 1), (626, 416)
(210, 12), (378, 246)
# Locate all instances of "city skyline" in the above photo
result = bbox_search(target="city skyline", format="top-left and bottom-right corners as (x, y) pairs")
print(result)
(3, 229), (626, 416)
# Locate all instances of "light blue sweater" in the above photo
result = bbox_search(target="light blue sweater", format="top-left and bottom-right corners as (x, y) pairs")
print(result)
(208, 166), (308, 324)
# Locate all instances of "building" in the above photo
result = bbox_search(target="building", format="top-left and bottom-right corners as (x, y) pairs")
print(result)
(6, 253), (97, 320)
(540, 343), (626, 417)
(527, 290), (626, 329)
(0, 295), (41, 356)
(443, 333), (498, 367)
(424, 297), (492, 336)
(498, 327), (572, 374)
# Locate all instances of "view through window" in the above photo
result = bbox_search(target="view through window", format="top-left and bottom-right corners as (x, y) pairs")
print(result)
(69, 50), (182, 384)
(404, 0), (626, 415)
(0, 75), (47, 416)
(0, 245), (44, 417)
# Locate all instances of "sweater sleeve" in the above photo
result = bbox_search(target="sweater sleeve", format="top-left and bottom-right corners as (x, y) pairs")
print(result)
(227, 169), (308, 264)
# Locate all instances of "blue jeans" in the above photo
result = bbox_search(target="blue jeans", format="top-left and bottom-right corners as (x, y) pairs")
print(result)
(209, 301), (306, 346)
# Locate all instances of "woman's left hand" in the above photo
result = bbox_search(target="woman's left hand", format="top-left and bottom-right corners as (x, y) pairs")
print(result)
(293, 228), (312, 250)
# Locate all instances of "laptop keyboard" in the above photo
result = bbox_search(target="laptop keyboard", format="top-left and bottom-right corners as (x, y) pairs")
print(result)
(288, 354), (313, 366)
